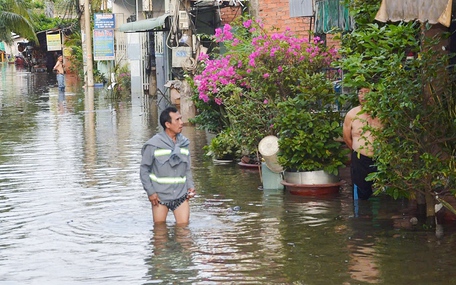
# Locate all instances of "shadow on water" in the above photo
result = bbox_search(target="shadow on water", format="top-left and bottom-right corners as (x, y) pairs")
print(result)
(0, 63), (456, 284)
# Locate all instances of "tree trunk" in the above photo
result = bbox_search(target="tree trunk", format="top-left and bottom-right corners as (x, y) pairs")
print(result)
(420, 24), (448, 228)
(425, 188), (436, 227)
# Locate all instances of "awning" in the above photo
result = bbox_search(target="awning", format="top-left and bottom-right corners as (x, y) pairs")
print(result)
(119, 14), (170, 33)
(375, 0), (453, 27)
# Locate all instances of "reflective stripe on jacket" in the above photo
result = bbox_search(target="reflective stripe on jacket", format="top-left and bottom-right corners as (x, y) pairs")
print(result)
(154, 148), (189, 157)
(149, 173), (186, 184)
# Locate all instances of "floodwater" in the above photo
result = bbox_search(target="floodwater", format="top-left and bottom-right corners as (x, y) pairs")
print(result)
(1, 63), (456, 285)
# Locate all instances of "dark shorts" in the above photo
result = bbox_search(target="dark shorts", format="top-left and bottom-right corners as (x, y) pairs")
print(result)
(351, 151), (377, 200)
(159, 194), (188, 211)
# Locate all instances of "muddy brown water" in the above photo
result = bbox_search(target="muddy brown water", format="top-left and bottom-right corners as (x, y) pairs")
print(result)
(1, 63), (456, 284)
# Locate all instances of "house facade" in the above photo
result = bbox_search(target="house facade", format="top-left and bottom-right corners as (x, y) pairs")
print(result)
(113, 0), (348, 121)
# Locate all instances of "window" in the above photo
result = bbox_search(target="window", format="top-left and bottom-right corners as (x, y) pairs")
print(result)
(289, 0), (314, 17)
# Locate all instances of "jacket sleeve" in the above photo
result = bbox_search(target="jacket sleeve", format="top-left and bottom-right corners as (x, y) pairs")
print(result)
(140, 144), (156, 196)
(186, 154), (195, 190)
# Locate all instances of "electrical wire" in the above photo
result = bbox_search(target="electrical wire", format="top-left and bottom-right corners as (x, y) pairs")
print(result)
(164, 0), (203, 73)
(166, 0), (181, 49)
(181, 56), (197, 72)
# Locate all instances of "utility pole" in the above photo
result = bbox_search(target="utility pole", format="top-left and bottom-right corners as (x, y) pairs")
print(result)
(84, 0), (94, 87)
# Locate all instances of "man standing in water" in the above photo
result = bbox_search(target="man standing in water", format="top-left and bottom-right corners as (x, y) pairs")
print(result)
(140, 106), (196, 224)
(53, 55), (65, 92)
(343, 87), (382, 200)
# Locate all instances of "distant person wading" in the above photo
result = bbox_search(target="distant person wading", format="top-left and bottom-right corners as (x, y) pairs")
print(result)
(53, 55), (65, 92)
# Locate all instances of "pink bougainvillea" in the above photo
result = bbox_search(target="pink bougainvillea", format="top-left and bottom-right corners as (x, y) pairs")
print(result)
(193, 18), (337, 106)
(191, 16), (339, 151)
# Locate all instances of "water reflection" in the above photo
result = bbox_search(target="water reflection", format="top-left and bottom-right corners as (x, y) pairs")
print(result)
(1, 66), (456, 284)
(145, 224), (196, 283)
(347, 236), (381, 283)
(58, 88), (65, 113)
(258, 189), (286, 278)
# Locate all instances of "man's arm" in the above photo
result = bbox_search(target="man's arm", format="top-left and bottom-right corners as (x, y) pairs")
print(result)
(53, 61), (59, 70)
(185, 156), (195, 198)
(139, 144), (156, 196)
(140, 145), (161, 206)
(343, 110), (354, 150)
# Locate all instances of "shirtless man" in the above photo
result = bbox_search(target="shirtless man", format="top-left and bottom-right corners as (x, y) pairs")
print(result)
(53, 55), (65, 91)
(343, 87), (382, 200)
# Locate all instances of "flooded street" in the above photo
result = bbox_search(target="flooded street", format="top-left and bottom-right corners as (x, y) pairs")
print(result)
(1, 63), (456, 285)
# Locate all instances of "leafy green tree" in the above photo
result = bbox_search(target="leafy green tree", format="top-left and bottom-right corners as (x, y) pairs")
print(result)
(33, 13), (71, 32)
(55, 0), (106, 17)
(338, 0), (456, 226)
(0, 0), (37, 43)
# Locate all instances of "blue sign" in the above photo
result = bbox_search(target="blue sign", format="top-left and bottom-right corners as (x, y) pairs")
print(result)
(93, 29), (115, 61)
(94, 14), (115, 29)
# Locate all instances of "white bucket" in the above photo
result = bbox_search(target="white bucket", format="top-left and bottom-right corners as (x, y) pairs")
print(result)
(258, 135), (283, 173)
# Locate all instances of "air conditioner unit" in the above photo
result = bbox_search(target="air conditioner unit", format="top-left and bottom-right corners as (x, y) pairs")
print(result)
(172, 47), (192, 67)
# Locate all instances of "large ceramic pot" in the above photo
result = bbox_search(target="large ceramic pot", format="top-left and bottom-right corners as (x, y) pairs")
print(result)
(282, 170), (342, 196)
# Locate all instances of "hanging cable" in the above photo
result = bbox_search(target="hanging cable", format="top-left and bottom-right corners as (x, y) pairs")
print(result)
(166, 0), (181, 49)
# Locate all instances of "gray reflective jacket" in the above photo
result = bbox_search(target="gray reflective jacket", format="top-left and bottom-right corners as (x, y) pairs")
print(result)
(140, 131), (194, 203)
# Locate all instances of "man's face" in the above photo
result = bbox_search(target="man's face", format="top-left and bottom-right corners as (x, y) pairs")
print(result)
(166, 111), (183, 134)
(358, 88), (370, 104)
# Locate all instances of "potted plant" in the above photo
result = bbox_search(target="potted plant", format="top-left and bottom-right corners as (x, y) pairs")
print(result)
(93, 69), (107, 87)
(191, 17), (341, 168)
(203, 128), (241, 162)
(274, 72), (349, 195)
(189, 17), (350, 193)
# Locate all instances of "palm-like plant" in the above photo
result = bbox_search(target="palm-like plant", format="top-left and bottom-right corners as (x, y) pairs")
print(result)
(56, 0), (105, 19)
(0, 0), (37, 43)
(0, 0), (105, 44)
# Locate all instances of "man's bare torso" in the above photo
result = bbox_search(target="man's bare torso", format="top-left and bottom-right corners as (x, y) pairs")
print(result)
(344, 106), (381, 157)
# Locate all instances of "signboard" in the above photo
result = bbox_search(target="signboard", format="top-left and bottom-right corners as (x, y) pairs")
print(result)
(93, 29), (115, 61)
(46, 33), (61, 51)
(94, 14), (115, 29)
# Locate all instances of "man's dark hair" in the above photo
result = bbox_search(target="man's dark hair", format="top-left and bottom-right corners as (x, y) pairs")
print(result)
(160, 106), (178, 129)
